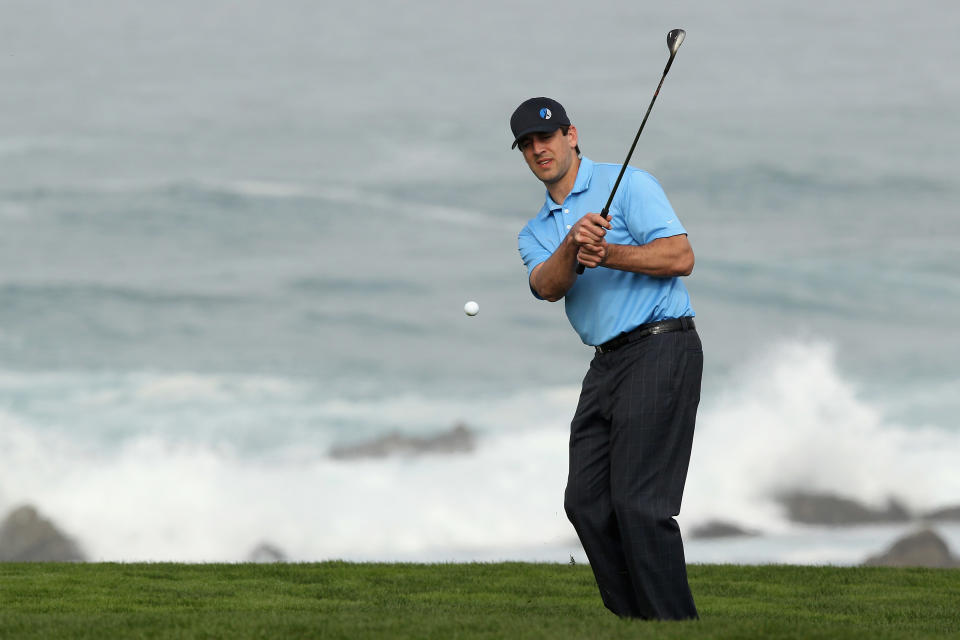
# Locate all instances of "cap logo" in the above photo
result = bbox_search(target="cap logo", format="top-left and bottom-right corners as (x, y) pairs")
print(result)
(539, 108), (552, 120)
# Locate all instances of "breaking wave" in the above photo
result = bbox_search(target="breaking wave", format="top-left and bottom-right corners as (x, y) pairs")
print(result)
(1, 340), (957, 563)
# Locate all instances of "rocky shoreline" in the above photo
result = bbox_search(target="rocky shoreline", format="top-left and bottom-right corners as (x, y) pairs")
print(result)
(686, 490), (960, 568)
(328, 423), (476, 460)
(864, 529), (959, 568)
(691, 490), (960, 538)
(4, 490), (960, 566)
(0, 505), (86, 562)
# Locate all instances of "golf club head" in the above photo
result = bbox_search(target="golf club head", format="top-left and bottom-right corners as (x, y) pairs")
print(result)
(667, 28), (686, 55)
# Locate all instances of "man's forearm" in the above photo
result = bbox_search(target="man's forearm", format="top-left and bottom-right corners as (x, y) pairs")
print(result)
(530, 235), (580, 301)
(602, 236), (694, 277)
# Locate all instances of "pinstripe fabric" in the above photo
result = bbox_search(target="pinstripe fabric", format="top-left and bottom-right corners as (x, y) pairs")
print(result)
(564, 328), (702, 620)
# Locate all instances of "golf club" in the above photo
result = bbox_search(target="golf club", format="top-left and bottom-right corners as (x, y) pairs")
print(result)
(576, 28), (686, 274)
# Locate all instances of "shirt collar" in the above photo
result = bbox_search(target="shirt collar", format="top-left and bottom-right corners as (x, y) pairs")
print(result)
(539, 156), (595, 217)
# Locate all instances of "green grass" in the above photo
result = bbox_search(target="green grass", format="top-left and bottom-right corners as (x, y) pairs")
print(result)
(1, 563), (958, 639)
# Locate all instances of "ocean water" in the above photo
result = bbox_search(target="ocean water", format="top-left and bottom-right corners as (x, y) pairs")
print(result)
(1, 0), (959, 563)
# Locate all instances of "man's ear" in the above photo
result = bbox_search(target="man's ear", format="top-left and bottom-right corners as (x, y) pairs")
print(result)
(567, 125), (578, 149)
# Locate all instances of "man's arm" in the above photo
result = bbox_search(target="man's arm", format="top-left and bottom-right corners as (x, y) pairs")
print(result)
(577, 234), (694, 277)
(530, 213), (611, 301)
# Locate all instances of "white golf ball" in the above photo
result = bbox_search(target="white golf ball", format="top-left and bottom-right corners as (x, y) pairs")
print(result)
(464, 301), (479, 316)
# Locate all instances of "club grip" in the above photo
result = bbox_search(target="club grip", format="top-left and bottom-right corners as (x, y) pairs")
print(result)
(574, 209), (610, 275)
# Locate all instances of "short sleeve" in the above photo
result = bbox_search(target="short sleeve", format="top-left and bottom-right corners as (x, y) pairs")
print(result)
(518, 224), (550, 300)
(622, 171), (687, 245)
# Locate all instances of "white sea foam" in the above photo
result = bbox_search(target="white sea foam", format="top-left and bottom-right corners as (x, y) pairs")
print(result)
(210, 180), (311, 199)
(16, 176), (515, 233)
(0, 201), (29, 220)
(0, 412), (574, 562)
(310, 183), (514, 231)
(1, 340), (958, 563)
(685, 340), (960, 532)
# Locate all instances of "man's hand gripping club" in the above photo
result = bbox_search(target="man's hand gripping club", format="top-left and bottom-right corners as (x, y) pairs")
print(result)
(571, 212), (611, 269)
(528, 212), (611, 302)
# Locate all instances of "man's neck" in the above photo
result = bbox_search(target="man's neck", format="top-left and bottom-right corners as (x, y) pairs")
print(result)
(546, 155), (581, 205)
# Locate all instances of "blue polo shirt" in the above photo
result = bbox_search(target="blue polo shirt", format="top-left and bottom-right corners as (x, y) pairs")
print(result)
(517, 156), (694, 346)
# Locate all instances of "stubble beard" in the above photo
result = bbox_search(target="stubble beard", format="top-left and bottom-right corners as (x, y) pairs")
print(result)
(532, 152), (572, 186)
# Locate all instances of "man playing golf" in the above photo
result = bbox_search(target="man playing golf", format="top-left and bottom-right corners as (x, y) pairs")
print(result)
(512, 97), (701, 620)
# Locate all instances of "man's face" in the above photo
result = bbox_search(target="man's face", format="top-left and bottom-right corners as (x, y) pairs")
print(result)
(517, 126), (578, 185)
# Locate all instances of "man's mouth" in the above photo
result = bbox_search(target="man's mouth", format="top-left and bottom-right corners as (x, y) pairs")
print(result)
(537, 158), (553, 168)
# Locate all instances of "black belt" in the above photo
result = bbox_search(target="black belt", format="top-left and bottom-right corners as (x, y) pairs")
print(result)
(594, 317), (696, 355)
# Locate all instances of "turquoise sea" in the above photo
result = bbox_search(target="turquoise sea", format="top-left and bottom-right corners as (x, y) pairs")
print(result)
(1, 0), (958, 562)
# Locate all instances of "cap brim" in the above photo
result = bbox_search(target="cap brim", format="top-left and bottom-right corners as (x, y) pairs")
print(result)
(510, 124), (563, 149)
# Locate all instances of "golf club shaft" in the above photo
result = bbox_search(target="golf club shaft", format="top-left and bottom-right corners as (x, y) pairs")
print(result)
(575, 48), (680, 275)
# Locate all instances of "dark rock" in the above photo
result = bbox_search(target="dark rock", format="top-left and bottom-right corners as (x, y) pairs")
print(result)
(776, 491), (911, 526)
(248, 542), (287, 563)
(329, 422), (476, 460)
(864, 529), (960, 568)
(922, 505), (960, 522)
(0, 505), (86, 562)
(690, 520), (759, 539)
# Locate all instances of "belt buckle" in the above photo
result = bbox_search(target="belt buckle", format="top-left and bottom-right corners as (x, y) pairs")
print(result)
(595, 341), (614, 355)
(647, 324), (666, 336)
(595, 334), (624, 354)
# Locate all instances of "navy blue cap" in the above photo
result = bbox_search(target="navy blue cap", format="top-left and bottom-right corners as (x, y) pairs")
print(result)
(509, 97), (571, 149)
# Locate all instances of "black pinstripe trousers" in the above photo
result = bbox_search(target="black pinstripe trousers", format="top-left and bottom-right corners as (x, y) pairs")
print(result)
(564, 326), (702, 620)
